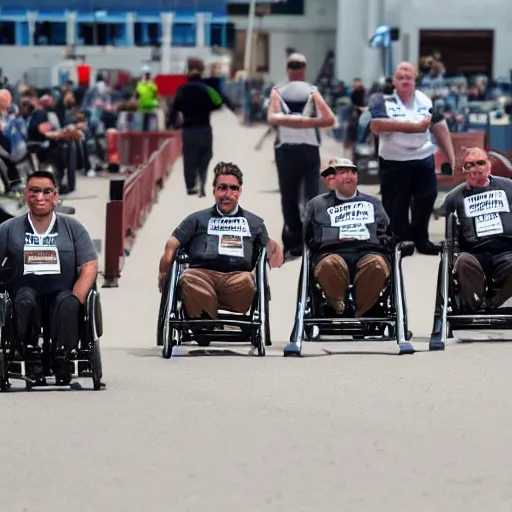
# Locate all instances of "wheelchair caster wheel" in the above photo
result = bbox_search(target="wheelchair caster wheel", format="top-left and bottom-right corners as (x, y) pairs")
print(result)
(0, 379), (10, 392)
(429, 334), (445, 351)
(398, 342), (415, 355)
(283, 343), (301, 357)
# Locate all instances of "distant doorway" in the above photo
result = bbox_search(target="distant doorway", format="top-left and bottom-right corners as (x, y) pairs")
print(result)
(419, 29), (494, 77)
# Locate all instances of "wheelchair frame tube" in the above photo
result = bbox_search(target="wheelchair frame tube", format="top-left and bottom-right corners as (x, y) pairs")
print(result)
(164, 258), (180, 345)
(290, 247), (310, 351)
(439, 242), (450, 345)
(393, 245), (406, 343)
(257, 247), (268, 346)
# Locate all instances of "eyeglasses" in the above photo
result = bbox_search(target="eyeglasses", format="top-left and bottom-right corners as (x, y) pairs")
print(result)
(463, 160), (488, 171)
(28, 187), (55, 195)
(216, 184), (240, 192)
(287, 62), (305, 70)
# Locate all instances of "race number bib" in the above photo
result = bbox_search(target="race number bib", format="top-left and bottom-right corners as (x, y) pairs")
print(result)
(327, 201), (375, 241)
(207, 217), (251, 257)
(23, 213), (61, 275)
(463, 190), (510, 238)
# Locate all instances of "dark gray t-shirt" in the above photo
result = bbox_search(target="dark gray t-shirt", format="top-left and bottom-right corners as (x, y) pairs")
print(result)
(440, 175), (512, 253)
(303, 191), (390, 260)
(273, 80), (320, 147)
(172, 206), (269, 272)
(0, 213), (98, 296)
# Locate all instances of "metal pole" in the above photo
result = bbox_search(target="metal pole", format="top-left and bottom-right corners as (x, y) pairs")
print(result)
(243, 0), (256, 75)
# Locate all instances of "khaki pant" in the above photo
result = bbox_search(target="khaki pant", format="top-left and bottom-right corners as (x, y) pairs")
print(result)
(314, 253), (390, 317)
(454, 252), (512, 310)
(179, 268), (256, 318)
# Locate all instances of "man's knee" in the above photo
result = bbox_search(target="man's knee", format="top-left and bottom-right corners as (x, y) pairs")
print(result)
(314, 254), (348, 281)
(220, 272), (256, 313)
(455, 252), (484, 278)
(179, 269), (217, 317)
(357, 254), (390, 277)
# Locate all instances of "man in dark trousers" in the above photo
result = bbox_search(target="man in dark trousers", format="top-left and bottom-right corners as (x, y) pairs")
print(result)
(167, 58), (235, 198)
(267, 53), (336, 257)
(369, 61), (455, 255)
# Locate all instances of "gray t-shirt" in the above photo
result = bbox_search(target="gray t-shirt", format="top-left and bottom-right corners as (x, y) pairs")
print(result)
(440, 175), (512, 253)
(273, 80), (320, 148)
(0, 213), (98, 296)
(172, 205), (269, 272)
(303, 191), (390, 261)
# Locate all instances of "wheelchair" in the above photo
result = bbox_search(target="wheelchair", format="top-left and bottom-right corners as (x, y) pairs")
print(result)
(157, 243), (271, 358)
(0, 268), (105, 391)
(429, 212), (512, 351)
(284, 240), (416, 357)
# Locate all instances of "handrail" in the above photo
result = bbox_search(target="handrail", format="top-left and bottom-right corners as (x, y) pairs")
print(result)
(103, 131), (182, 287)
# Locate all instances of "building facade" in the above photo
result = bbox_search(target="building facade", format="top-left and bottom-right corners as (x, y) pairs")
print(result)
(0, 0), (510, 85)
(229, 0), (512, 85)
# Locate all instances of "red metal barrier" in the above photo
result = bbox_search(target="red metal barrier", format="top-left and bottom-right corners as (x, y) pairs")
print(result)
(103, 131), (182, 287)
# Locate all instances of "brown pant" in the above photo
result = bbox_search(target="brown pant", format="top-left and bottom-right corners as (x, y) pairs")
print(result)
(314, 253), (390, 317)
(454, 252), (512, 310)
(179, 268), (256, 318)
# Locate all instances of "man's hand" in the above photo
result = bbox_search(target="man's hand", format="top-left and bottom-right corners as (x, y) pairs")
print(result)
(158, 272), (167, 293)
(417, 114), (432, 132)
(267, 239), (284, 269)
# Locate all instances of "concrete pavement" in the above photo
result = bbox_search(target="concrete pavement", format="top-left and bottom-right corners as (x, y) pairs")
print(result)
(2, 110), (512, 512)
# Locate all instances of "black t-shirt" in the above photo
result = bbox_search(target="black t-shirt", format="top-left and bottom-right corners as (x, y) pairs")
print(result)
(27, 109), (50, 143)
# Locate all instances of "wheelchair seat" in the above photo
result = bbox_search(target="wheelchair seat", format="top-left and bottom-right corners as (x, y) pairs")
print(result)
(157, 243), (271, 358)
(285, 240), (415, 357)
(430, 212), (512, 351)
(0, 278), (104, 391)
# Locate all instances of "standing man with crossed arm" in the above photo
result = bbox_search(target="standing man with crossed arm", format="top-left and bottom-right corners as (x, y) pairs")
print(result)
(267, 53), (336, 258)
(369, 61), (455, 255)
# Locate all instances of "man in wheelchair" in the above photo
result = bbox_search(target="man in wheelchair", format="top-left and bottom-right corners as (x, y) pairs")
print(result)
(0, 170), (98, 384)
(158, 161), (283, 321)
(439, 147), (512, 312)
(304, 157), (393, 317)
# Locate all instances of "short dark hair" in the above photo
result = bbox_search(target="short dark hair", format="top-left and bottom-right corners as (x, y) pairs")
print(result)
(212, 161), (243, 187)
(27, 170), (57, 188)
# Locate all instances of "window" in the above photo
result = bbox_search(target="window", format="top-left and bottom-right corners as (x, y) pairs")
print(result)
(210, 22), (235, 48)
(172, 23), (196, 47)
(227, 0), (304, 16)
(0, 22), (15, 45)
(34, 21), (66, 45)
(134, 22), (161, 46)
(77, 22), (125, 45)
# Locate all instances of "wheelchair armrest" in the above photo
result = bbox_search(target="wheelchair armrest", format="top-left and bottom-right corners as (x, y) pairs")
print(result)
(396, 241), (415, 258)
(176, 250), (190, 264)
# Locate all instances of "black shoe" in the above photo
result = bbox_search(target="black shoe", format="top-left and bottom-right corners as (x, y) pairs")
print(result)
(415, 240), (441, 255)
(187, 188), (197, 195)
(198, 184), (206, 198)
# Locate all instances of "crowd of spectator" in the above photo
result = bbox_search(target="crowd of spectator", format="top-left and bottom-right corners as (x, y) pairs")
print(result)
(0, 70), (159, 199)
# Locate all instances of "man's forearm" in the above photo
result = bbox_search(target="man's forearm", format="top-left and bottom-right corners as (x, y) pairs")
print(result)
(371, 118), (423, 134)
(432, 122), (455, 165)
(73, 262), (98, 303)
(268, 114), (331, 128)
(159, 250), (176, 275)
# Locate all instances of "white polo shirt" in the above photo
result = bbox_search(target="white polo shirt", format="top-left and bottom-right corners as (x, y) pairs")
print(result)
(369, 90), (440, 162)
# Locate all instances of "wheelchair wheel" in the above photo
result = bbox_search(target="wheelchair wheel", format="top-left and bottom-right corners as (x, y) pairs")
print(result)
(91, 340), (103, 390)
(162, 315), (180, 359)
(252, 327), (265, 357)
(157, 273), (172, 347)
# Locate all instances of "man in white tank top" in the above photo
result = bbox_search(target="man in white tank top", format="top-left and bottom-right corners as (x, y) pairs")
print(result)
(369, 61), (455, 255)
(267, 53), (336, 257)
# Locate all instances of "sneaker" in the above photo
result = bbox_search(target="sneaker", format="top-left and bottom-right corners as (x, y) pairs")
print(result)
(86, 169), (97, 177)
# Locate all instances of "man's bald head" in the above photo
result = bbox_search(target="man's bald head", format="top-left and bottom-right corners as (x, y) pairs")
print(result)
(394, 61), (417, 78)
(462, 147), (492, 188)
(0, 89), (12, 110)
(393, 61), (417, 99)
